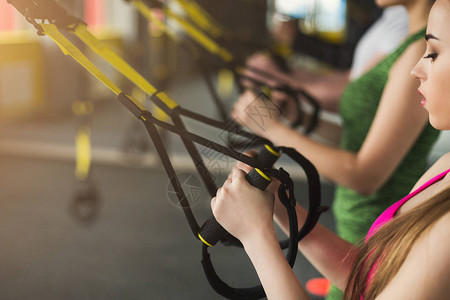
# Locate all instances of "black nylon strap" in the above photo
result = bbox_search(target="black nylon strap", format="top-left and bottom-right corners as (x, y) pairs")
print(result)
(9, 1), (324, 298)
(143, 113), (201, 236)
(134, 90), (327, 299)
(117, 93), (274, 239)
(241, 66), (321, 134)
(171, 113), (218, 198)
(197, 59), (229, 121)
(278, 147), (329, 243)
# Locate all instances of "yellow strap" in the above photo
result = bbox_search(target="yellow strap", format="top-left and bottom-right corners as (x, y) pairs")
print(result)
(72, 100), (93, 180)
(73, 23), (178, 110)
(174, 0), (223, 38)
(72, 100), (94, 116)
(161, 6), (233, 62)
(40, 24), (122, 96)
(131, 0), (231, 62)
(41, 24), (156, 123)
(75, 126), (91, 180)
(217, 68), (234, 99)
(132, 0), (181, 43)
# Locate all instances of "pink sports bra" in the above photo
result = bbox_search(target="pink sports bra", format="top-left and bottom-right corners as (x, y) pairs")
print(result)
(360, 168), (449, 299)
(366, 168), (450, 241)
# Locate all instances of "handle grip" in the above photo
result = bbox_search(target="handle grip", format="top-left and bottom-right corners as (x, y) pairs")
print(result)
(198, 168), (271, 246)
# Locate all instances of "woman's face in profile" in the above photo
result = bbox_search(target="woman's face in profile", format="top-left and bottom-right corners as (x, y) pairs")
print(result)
(411, 0), (450, 130)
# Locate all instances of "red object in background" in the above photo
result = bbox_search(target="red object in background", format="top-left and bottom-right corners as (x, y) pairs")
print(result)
(84, 0), (105, 27)
(0, 1), (16, 31)
(306, 277), (331, 297)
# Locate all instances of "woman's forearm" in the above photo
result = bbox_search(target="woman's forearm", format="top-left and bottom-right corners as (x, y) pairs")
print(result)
(243, 228), (310, 300)
(264, 123), (376, 195)
(274, 201), (355, 289)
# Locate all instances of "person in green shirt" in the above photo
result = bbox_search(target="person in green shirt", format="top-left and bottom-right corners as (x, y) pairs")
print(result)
(212, 2), (450, 299)
(231, 0), (439, 298)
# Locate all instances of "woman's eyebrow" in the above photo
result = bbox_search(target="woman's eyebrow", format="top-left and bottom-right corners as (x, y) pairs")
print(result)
(425, 34), (439, 41)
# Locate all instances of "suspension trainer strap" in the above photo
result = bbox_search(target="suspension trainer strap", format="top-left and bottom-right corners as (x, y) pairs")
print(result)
(128, 0), (228, 120)
(174, 0), (224, 39)
(131, 0), (233, 63)
(131, 0), (182, 43)
(42, 21), (264, 200)
(71, 100), (101, 223)
(11, 4), (328, 299)
(72, 23), (179, 113)
(162, 6), (233, 62)
(73, 101), (94, 181)
(129, 0), (321, 135)
(40, 24), (122, 96)
(66, 19), (219, 198)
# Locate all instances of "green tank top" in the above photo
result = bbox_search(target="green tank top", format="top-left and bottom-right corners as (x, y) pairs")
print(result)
(333, 27), (440, 244)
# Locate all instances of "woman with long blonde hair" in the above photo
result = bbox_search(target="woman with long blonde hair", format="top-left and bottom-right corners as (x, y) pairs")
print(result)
(211, 0), (450, 298)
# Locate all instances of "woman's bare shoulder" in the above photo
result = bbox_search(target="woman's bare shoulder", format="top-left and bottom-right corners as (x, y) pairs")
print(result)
(411, 153), (450, 191)
(377, 211), (450, 300)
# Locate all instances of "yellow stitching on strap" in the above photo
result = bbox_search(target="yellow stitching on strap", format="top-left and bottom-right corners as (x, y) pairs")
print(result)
(198, 233), (214, 247)
(40, 24), (122, 95)
(264, 144), (280, 157)
(255, 168), (271, 182)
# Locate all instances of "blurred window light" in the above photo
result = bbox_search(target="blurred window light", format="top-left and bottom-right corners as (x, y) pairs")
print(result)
(275, 0), (314, 19)
(316, 0), (346, 32)
(275, 0), (346, 32)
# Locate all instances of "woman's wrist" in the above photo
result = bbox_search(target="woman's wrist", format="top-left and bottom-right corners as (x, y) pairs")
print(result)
(242, 225), (278, 255)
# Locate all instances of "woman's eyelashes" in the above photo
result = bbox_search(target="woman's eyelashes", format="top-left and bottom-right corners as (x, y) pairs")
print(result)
(423, 52), (438, 62)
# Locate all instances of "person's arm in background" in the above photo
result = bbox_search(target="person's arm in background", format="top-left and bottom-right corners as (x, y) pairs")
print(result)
(244, 6), (409, 113)
(244, 53), (350, 113)
(233, 40), (429, 196)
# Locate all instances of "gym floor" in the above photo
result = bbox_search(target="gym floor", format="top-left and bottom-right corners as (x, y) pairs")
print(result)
(0, 74), (447, 300)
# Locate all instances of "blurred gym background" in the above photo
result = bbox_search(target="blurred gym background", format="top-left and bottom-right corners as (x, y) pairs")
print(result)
(0, 0), (448, 299)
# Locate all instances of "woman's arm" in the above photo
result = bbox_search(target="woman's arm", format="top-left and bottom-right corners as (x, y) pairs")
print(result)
(229, 164), (356, 290)
(243, 53), (349, 112)
(243, 226), (310, 300)
(270, 181), (356, 290)
(211, 169), (310, 299)
(233, 40), (429, 195)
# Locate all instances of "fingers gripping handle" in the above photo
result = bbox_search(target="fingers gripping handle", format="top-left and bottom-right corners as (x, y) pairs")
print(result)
(198, 168), (272, 246)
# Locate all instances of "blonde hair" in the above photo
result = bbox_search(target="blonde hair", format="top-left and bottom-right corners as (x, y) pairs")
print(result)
(344, 187), (450, 300)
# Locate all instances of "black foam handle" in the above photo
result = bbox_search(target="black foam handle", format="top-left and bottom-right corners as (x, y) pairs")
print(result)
(198, 168), (271, 246)
(256, 144), (280, 167)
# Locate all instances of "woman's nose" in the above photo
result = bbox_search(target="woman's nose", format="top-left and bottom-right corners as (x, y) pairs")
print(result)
(410, 59), (426, 80)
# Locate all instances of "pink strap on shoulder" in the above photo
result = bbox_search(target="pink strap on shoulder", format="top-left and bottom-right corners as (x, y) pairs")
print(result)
(366, 168), (450, 241)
